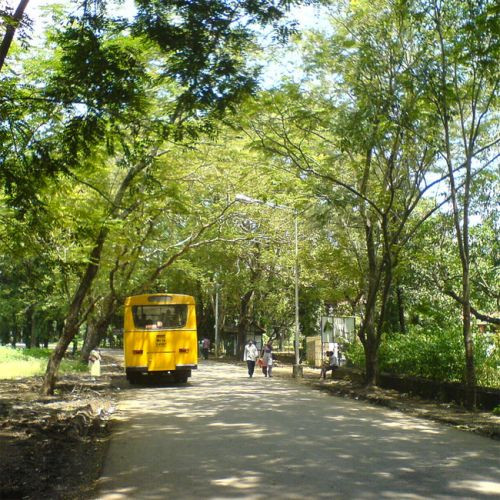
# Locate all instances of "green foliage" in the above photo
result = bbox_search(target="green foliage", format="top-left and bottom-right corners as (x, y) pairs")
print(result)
(346, 328), (499, 388)
(0, 0), (297, 215)
(378, 328), (466, 383)
(493, 406), (500, 416)
(474, 333), (500, 389)
(21, 347), (52, 359)
(0, 0), (498, 392)
(344, 340), (365, 368)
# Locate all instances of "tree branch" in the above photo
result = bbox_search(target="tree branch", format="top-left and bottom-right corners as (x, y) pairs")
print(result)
(443, 289), (500, 325)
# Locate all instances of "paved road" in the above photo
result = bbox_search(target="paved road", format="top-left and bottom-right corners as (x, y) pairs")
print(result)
(96, 361), (499, 499)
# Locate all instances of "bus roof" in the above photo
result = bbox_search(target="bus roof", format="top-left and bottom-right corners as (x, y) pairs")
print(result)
(124, 294), (195, 306)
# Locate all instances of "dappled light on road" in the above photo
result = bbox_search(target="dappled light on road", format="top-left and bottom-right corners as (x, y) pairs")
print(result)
(211, 473), (261, 489)
(97, 361), (500, 499)
(450, 480), (500, 496)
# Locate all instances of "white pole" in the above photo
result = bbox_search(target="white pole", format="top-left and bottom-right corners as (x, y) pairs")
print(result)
(294, 212), (301, 375)
(215, 283), (219, 357)
(235, 194), (303, 376)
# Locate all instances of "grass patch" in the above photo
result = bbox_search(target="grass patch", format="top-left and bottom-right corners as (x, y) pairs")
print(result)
(0, 346), (87, 379)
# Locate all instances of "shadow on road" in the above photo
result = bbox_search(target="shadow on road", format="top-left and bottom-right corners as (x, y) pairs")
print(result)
(97, 361), (500, 499)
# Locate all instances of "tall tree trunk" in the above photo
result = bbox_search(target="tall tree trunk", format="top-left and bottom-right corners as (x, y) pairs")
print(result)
(10, 315), (17, 347)
(461, 159), (476, 408)
(25, 305), (33, 348)
(41, 229), (108, 394)
(359, 215), (381, 386)
(237, 290), (254, 358)
(81, 317), (99, 362)
(434, 2), (477, 409)
(364, 334), (379, 385)
(0, 0), (30, 73)
(29, 306), (38, 348)
(397, 285), (406, 334)
(80, 297), (116, 361)
(462, 267), (475, 407)
(360, 299), (378, 385)
(357, 146), (383, 386)
(360, 241), (395, 385)
(40, 161), (148, 395)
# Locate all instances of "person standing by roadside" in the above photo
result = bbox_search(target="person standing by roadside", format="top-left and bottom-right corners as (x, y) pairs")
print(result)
(88, 349), (102, 377)
(243, 340), (259, 378)
(201, 337), (210, 360)
(261, 342), (273, 377)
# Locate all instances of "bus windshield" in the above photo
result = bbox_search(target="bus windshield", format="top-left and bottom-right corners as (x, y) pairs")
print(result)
(132, 305), (188, 330)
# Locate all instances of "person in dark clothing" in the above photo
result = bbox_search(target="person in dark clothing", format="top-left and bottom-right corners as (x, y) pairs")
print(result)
(201, 337), (210, 360)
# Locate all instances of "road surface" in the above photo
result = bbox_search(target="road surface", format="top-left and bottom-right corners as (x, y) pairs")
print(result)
(96, 361), (499, 499)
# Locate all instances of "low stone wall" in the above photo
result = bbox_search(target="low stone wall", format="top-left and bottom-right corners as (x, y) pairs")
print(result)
(274, 353), (296, 365)
(378, 373), (500, 411)
(257, 355), (500, 410)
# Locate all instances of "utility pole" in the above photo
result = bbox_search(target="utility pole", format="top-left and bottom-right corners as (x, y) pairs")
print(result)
(235, 194), (303, 378)
(214, 281), (220, 357)
(292, 212), (302, 377)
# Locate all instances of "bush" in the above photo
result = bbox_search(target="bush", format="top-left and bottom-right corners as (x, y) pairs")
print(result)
(344, 341), (365, 368)
(474, 333), (500, 388)
(343, 327), (500, 388)
(379, 326), (465, 382)
(0, 346), (46, 379)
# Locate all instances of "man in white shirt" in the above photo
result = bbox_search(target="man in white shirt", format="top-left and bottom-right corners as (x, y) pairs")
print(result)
(243, 340), (259, 378)
(320, 349), (339, 379)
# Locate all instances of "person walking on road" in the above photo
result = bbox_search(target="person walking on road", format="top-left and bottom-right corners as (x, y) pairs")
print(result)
(243, 340), (259, 378)
(201, 337), (210, 360)
(261, 342), (273, 377)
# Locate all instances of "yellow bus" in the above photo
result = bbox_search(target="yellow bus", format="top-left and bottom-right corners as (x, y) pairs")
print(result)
(123, 294), (198, 383)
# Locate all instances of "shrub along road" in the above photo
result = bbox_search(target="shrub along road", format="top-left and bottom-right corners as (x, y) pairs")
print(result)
(97, 360), (500, 499)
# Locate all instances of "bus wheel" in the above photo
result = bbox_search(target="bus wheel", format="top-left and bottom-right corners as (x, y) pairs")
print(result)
(127, 373), (141, 385)
(174, 373), (188, 383)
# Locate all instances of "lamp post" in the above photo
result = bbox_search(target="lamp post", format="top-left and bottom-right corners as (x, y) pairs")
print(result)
(293, 213), (302, 376)
(214, 279), (220, 357)
(235, 194), (302, 377)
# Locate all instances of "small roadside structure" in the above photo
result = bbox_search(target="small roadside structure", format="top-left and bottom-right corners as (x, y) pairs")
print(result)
(307, 316), (358, 368)
(220, 326), (263, 355)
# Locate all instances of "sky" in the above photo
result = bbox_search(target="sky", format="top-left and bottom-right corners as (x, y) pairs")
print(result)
(22, 0), (330, 87)
(25, 0), (328, 30)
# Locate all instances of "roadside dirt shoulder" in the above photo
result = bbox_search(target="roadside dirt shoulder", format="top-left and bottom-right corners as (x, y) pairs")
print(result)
(270, 363), (500, 440)
(0, 354), (123, 499)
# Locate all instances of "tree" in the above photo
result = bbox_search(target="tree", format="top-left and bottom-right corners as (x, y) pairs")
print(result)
(0, 0), (301, 206)
(242, 2), (450, 384)
(0, 0), (31, 73)
(0, 0), (304, 394)
(410, 0), (499, 407)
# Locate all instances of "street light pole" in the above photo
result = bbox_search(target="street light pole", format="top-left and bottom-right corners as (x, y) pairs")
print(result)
(235, 194), (303, 377)
(294, 214), (299, 360)
(292, 211), (302, 377)
(214, 281), (219, 357)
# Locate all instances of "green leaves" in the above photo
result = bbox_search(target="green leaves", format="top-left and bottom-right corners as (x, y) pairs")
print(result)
(49, 17), (147, 113)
